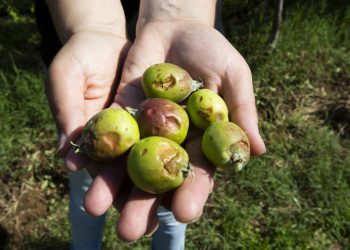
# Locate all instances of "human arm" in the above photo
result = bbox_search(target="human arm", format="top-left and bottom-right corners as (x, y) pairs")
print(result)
(44, 0), (130, 158)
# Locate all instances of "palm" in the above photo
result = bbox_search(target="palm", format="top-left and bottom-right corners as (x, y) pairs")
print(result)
(116, 21), (263, 152)
(48, 31), (130, 159)
(68, 33), (128, 109)
(117, 22), (249, 114)
(169, 23), (238, 89)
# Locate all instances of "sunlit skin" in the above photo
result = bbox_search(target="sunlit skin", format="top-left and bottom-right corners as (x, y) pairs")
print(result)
(45, 0), (266, 243)
(46, 31), (131, 157)
(56, 22), (266, 243)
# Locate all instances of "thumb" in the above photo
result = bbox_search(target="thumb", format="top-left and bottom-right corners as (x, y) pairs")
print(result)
(222, 62), (266, 156)
(45, 50), (86, 157)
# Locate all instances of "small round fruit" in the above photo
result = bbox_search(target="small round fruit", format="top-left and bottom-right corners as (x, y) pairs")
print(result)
(135, 98), (189, 144)
(186, 89), (229, 130)
(127, 136), (191, 194)
(202, 121), (250, 172)
(142, 63), (202, 103)
(77, 107), (140, 161)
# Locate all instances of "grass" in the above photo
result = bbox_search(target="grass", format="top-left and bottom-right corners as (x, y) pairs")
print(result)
(0, 0), (350, 249)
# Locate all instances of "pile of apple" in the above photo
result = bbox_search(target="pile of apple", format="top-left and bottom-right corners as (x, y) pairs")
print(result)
(73, 63), (250, 194)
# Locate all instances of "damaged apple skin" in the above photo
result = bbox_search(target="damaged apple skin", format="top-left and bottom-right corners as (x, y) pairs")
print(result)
(142, 63), (200, 103)
(127, 136), (191, 194)
(202, 121), (250, 172)
(80, 107), (140, 161)
(135, 98), (189, 144)
(186, 89), (229, 130)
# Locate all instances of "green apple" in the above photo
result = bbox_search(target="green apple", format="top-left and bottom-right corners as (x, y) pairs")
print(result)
(202, 121), (250, 172)
(74, 107), (140, 161)
(127, 136), (192, 194)
(142, 63), (202, 103)
(186, 88), (229, 130)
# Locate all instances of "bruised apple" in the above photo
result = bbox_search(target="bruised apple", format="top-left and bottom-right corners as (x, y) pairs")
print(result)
(142, 63), (202, 103)
(186, 89), (229, 130)
(74, 107), (140, 161)
(202, 121), (250, 172)
(135, 98), (189, 144)
(127, 136), (192, 194)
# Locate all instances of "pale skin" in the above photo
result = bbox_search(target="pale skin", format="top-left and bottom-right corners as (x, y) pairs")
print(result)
(46, 0), (266, 243)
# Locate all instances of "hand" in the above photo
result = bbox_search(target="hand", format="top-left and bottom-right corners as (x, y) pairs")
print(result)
(46, 30), (130, 161)
(82, 20), (266, 243)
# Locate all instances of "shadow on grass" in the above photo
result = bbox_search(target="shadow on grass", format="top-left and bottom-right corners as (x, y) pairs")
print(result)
(0, 225), (10, 250)
(23, 238), (70, 250)
(0, 225), (69, 250)
(0, 16), (42, 73)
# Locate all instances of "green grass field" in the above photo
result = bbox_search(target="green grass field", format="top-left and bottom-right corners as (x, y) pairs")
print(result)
(0, 0), (349, 249)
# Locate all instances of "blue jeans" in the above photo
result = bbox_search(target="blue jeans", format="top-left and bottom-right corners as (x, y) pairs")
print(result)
(69, 169), (187, 250)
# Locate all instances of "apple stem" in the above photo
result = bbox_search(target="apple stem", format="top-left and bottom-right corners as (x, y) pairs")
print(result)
(182, 163), (195, 181)
(191, 78), (204, 92)
(70, 141), (86, 155)
(125, 106), (138, 117)
(231, 153), (244, 171)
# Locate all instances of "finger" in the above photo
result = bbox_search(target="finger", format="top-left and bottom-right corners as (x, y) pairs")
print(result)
(116, 187), (159, 242)
(114, 33), (166, 108)
(222, 59), (266, 155)
(46, 49), (86, 157)
(172, 137), (215, 223)
(83, 162), (127, 217)
(144, 214), (160, 237)
(113, 175), (133, 212)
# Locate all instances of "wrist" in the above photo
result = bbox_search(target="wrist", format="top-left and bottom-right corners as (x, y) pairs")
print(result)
(46, 0), (127, 43)
(137, 0), (217, 30)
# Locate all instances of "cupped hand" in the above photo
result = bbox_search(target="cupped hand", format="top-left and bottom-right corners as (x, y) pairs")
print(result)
(46, 30), (130, 162)
(83, 21), (266, 243)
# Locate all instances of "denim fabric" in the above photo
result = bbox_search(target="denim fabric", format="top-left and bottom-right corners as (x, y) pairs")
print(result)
(68, 169), (187, 250)
(69, 169), (107, 250)
(151, 206), (187, 250)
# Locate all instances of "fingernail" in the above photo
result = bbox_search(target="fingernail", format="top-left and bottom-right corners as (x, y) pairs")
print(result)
(256, 132), (267, 155)
(190, 210), (203, 223)
(144, 223), (160, 237)
(126, 240), (136, 245)
(56, 132), (67, 157)
(209, 185), (214, 194)
(191, 217), (201, 223)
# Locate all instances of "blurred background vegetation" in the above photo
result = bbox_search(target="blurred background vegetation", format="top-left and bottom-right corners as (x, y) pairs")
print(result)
(0, 0), (349, 249)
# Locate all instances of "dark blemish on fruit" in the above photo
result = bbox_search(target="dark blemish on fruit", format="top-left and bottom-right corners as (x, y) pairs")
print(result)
(153, 75), (176, 90)
(215, 112), (225, 121)
(141, 148), (148, 156)
(151, 126), (161, 135)
(197, 107), (213, 121)
(158, 144), (180, 177)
